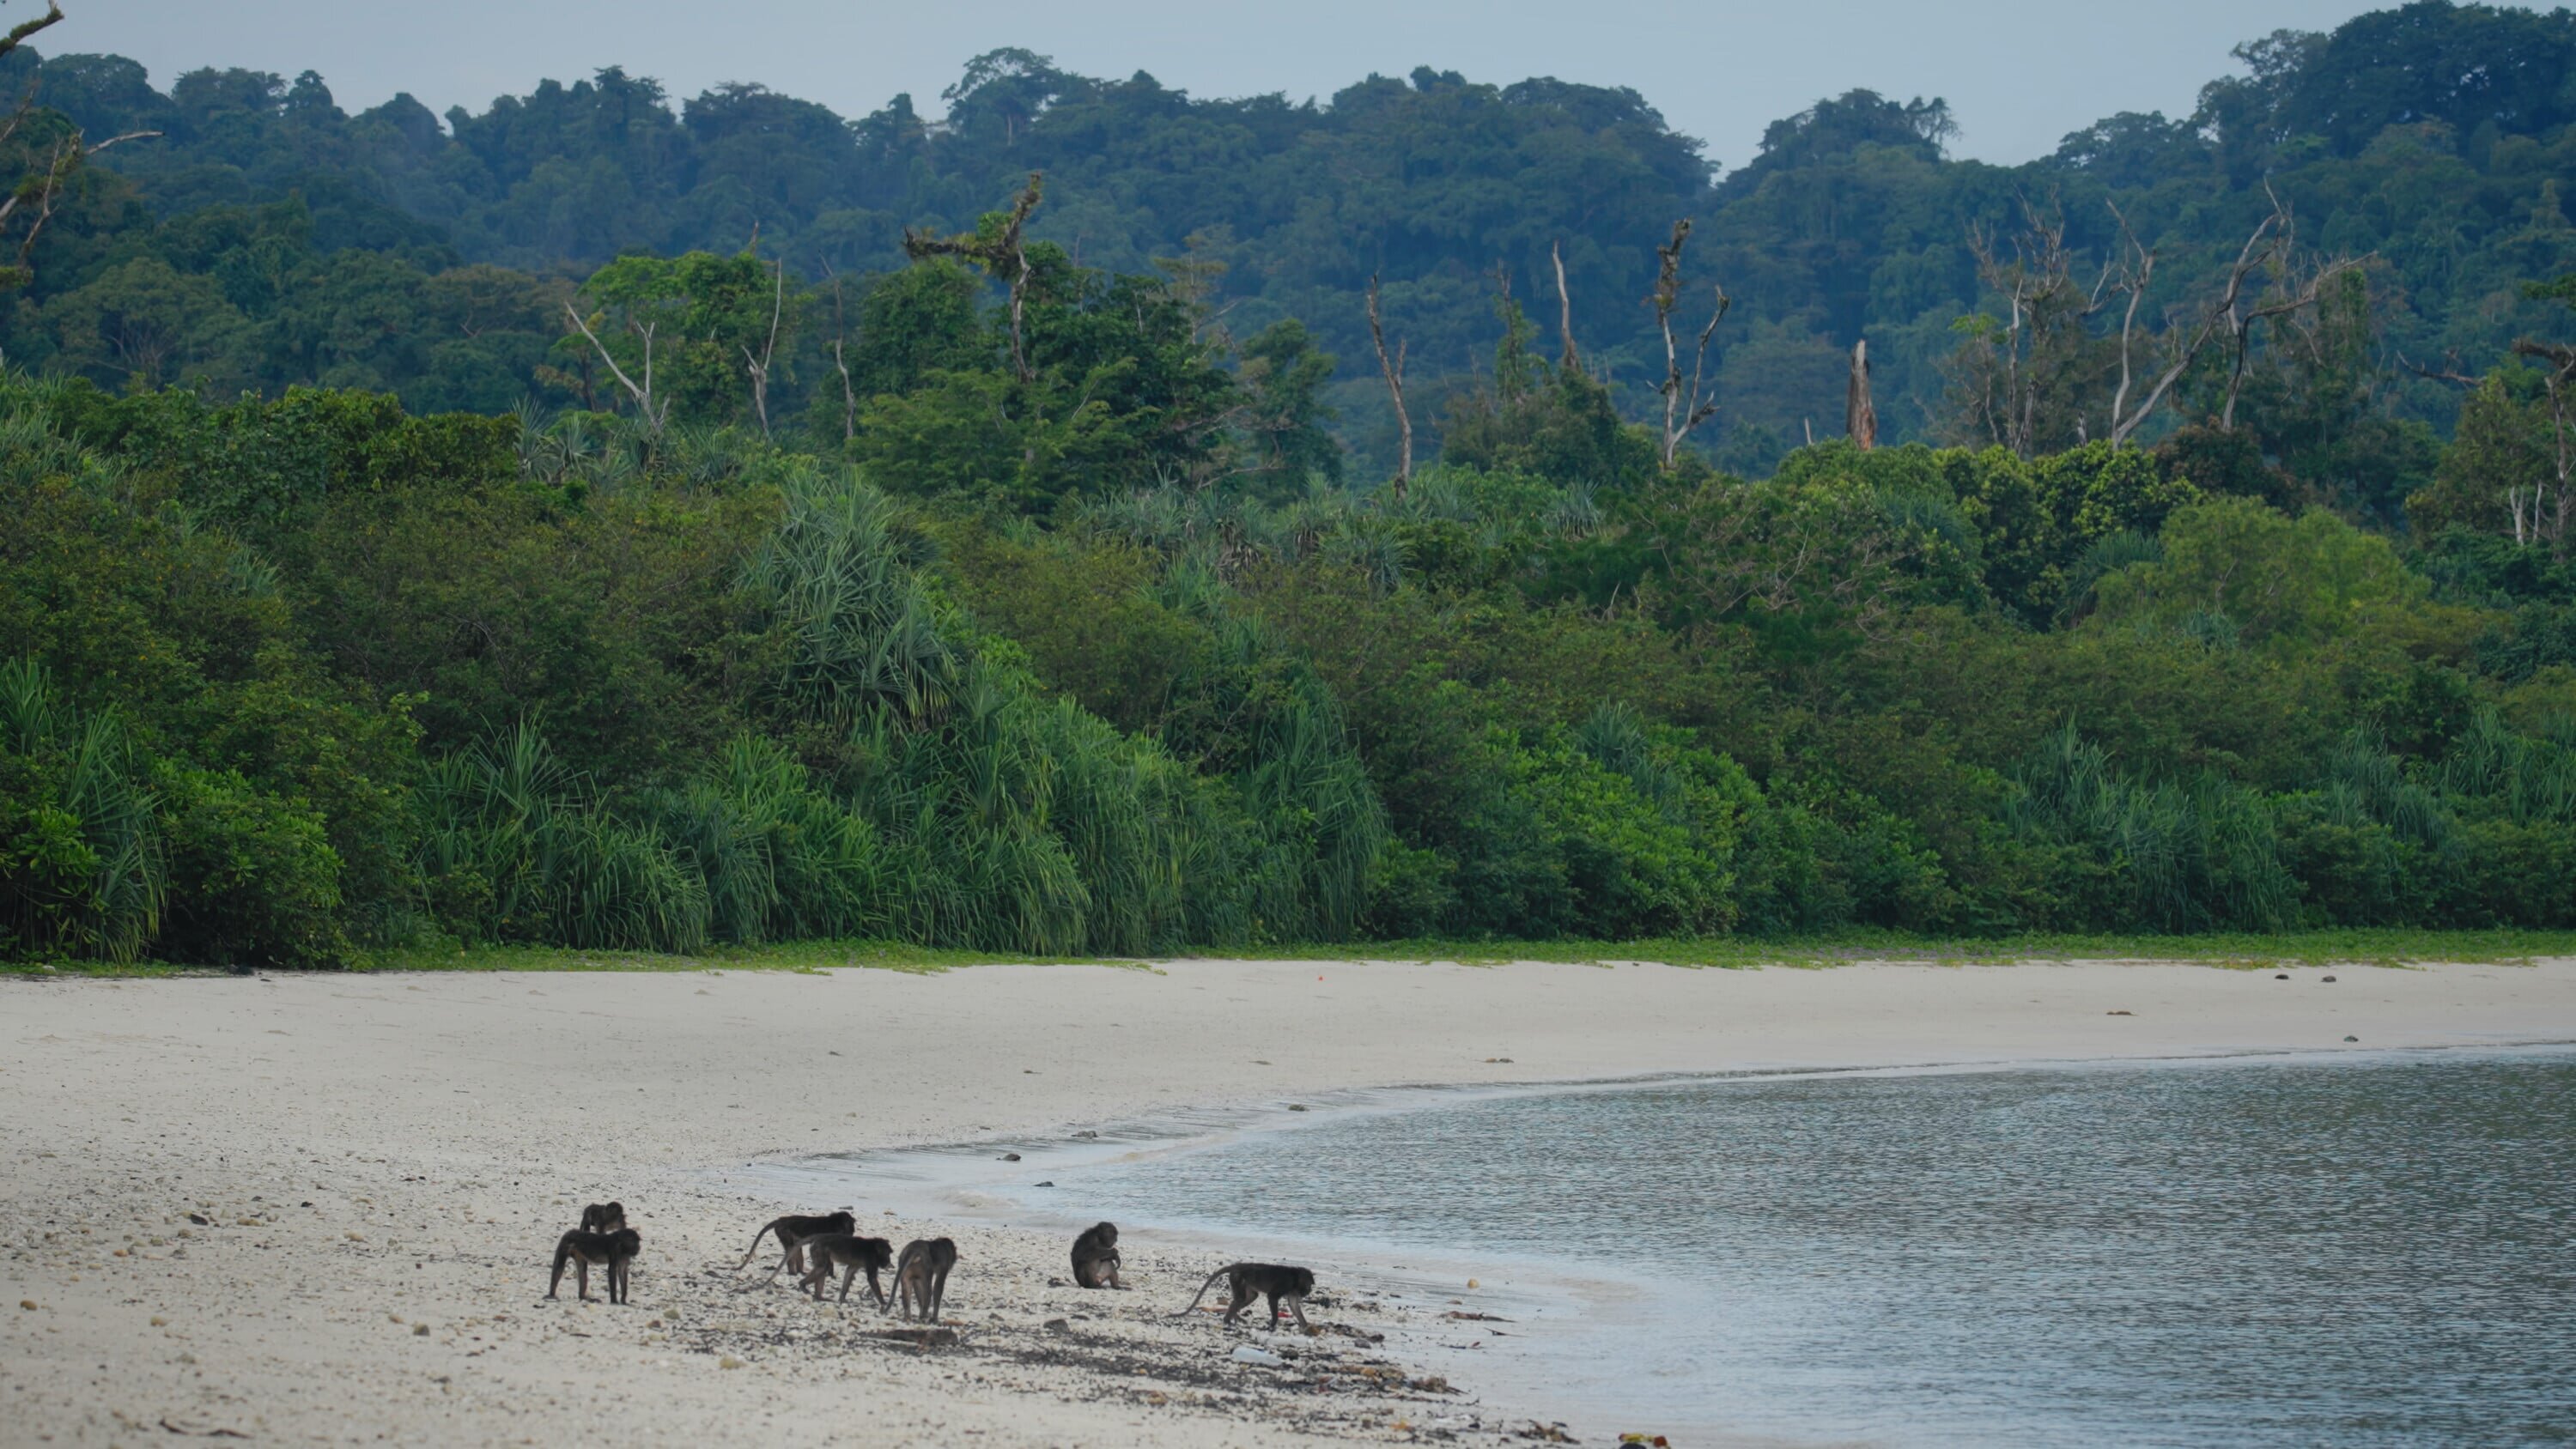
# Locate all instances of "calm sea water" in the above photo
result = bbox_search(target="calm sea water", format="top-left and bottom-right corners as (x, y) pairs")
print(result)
(1037, 1050), (2576, 1446)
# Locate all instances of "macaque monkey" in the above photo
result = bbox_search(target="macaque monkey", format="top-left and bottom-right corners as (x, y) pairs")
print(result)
(1070, 1222), (1124, 1288)
(579, 1202), (626, 1233)
(887, 1237), (958, 1323)
(793, 1233), (895, 1306)
(1178, 1262), (1315, 1331)
(732, 1210), (858, 1282)
(548, 1228), (641, 1304)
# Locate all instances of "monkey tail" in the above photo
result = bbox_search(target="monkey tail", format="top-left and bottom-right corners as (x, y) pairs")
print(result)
(1175, 1264), (1232, 1317)
(882, 1241), (920, 1318)
(732, 1221), (779, 1272)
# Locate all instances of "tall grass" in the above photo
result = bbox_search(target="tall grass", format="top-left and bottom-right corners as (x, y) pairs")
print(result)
(745, 464), (954, 728)
(642, 734), (889, 945)
(0, 658), (167, 961)
(1230, 660), (1388, 940)
(734, 470), (1389, 955)
(2008, 721), (2294, 931)
(413, 723), (709, 953)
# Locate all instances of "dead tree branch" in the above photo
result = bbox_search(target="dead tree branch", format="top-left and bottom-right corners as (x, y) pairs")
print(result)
(1551, 239), (1578, 371)
(1365, 272), (1412, 498)
(2, 127), (157, 280)
(2105, 191), (2323, 447)
(2397, 350), (2482, 389)
(904, 172), (1042, 383)
(1649, 219), (1728, 470)
(2512, 336), (2576, 551)
(739, 254), (785, 440)
(1845, 338), (1878, 450)
(0, 1), (63, 65)
(562, 301), (669, 437)
(1957, 197), (2105, 457)
(824, 267), (859, 443)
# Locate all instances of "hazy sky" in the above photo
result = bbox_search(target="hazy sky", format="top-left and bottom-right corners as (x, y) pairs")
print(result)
(53, 0), (2386, 169)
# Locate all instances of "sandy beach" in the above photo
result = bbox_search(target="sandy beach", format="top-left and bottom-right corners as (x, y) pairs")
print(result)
(6, 955), (2574, 1447)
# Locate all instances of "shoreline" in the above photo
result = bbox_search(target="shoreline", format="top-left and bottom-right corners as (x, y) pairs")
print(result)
(758, 1034), (2576, 1445)
(7, 957), (2576, 1446)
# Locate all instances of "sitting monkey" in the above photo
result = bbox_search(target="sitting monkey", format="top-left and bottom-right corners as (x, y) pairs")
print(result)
(1070, 1222), (1125, 1289)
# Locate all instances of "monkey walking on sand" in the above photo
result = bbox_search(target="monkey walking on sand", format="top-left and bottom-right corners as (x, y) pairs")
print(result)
(887, 1237), (958, 1322)
(1177, 1262), (1315, 1332)
(1069, 1222), (1125, 1289)
(548, 1227), (641, 1304)
(793, 1233), (896, 1307)
(732, 1210), (858, 1285)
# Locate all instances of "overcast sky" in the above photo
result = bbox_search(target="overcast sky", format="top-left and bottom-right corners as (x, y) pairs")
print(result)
(52, 0), (2386, 169)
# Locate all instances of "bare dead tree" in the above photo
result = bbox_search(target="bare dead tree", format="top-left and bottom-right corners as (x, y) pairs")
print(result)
(0, 7), (173, 294)
(0, 2), (62, 66)
(2100, 201), (2165, 446)
(2101, 191), (2351, 447)
(739, 254), (785, 440)
(1649, 219), (1729, 470)
(823, 267), (860, 443)
(2205, 185), (2367, 431)
(1, 125), (155, 282)
(1, 2), (144, 278)
(1551, 239), (1578, 371)
(1953, 198), (2109, 456)
(904, 172), (1042, 383)
(1365, 272), (1412, 498)
(562, 300), (670, 437)
(1845, 338), (1878, 450)
(2512, 336), (2576, 552)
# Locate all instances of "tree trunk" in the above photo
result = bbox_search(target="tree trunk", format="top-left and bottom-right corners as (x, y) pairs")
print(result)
(1844, 338), (1877, 450)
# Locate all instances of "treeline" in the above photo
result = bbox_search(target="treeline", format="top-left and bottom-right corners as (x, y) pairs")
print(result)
(8, 3), (2576, 967)
(3, 1), (2574, 478)
(5, 227), (2575, 964)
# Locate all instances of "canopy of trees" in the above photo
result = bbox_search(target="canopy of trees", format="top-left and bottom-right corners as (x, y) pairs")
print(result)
(0, 0), (2569, 478)
(8, 3), (2576, 966)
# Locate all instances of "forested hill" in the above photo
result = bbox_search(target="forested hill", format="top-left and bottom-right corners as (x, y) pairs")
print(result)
(7, 0), (2576, 474)
(10, 1), (2576, 971)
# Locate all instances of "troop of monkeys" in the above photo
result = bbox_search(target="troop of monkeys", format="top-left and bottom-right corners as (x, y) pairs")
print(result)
(546, 1202), (1317, 1331)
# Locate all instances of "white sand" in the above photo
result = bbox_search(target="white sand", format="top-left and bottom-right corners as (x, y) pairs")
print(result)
(5, 955), (2573, 1446)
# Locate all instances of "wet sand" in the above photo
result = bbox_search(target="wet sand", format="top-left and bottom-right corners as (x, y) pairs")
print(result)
(5, 955), (2573, 1446)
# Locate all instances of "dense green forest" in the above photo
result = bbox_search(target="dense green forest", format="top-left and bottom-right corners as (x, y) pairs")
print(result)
(5, 2), (2576, 967)
(7, 1), (2576, 472)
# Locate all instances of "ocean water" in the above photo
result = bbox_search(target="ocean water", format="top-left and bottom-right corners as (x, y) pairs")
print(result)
(1019, 1050), (2576, 1446)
